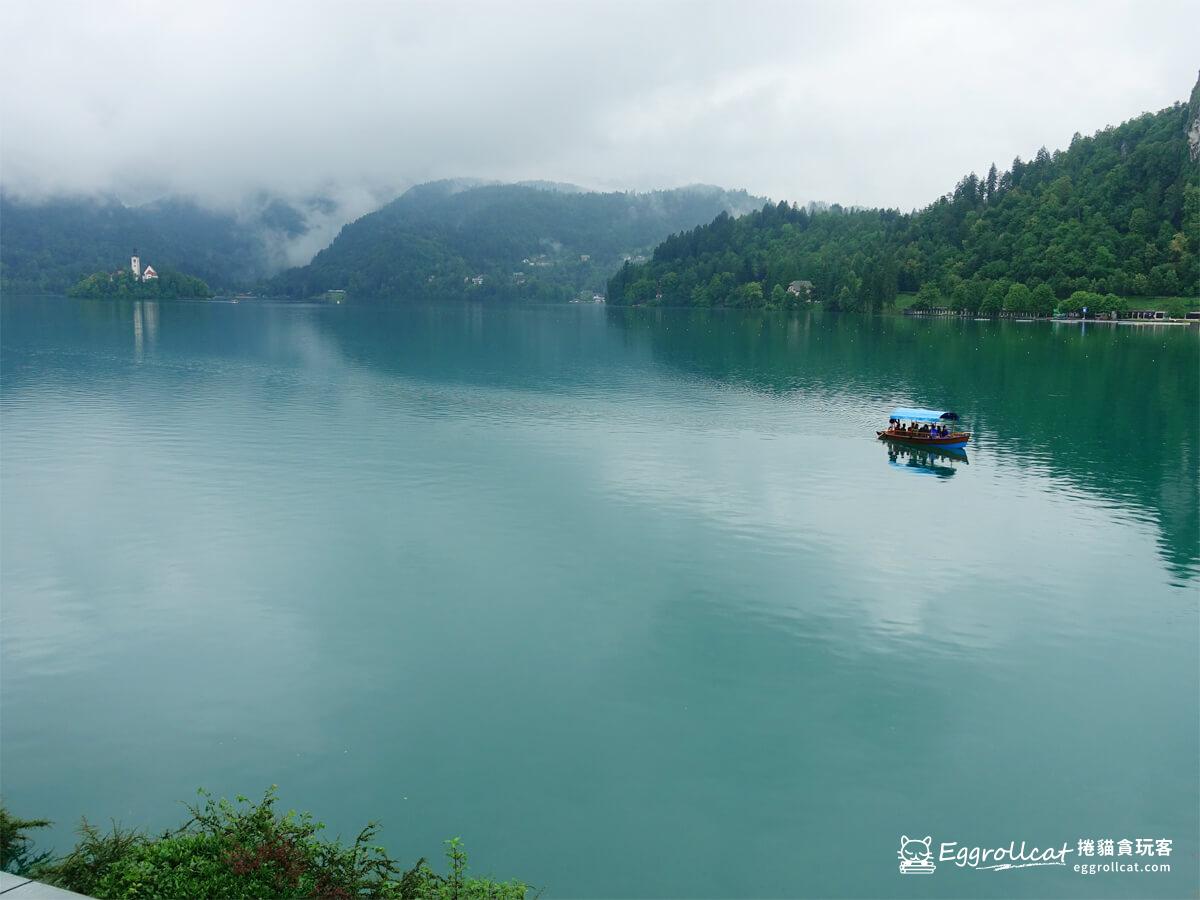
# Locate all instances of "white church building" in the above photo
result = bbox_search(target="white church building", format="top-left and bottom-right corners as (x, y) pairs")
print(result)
(130, 249), (158, 281)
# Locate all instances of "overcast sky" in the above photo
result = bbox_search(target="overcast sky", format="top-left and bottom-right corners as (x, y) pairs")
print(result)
(2, 0), (1197, 214)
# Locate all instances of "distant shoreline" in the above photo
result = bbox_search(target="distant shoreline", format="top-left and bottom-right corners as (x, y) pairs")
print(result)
(8, 293), (1200, 325)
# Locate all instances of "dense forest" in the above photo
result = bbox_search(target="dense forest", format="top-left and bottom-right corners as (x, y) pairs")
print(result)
(67, 267), (212, 299)
(0, 193), (325, 294)
(270, 181), (763, 301)
(609, 77), (1200, 314)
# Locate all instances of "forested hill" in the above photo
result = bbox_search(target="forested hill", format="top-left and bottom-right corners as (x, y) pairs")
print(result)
(0, 193), (328, 294)
(609, 76), (1200, 312)
(270, 182), (764, 301)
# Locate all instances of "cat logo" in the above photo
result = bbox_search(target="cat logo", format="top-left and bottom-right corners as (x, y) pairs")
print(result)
(898, 835), (937, 875)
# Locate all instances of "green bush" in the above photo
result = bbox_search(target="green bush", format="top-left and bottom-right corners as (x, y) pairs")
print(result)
(7, 790), (527, 900)
(35, 818), (143, 897)
(910, 282), (941, 311)
(1003, 283), (1031, 313)
(1161, 296), (1198, 318)
(1030, 284), (1056, 316)
(979, 281), (1008, 315)
(0, 808), (53, 875)
(395, 839), (527, 900)
(1058, 290), (1101, 315)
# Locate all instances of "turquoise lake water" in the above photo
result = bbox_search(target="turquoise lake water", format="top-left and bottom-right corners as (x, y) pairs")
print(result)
(1, 296), (1197, 898)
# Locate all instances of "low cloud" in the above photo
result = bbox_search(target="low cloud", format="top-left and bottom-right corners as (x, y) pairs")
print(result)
(2, 0), (1196, 213)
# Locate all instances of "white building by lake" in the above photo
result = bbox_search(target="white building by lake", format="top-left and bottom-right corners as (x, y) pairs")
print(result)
(130, 249), (159, 281)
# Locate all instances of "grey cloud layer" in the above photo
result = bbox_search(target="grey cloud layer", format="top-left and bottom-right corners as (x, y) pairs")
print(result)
(2, 0), (1197, 212)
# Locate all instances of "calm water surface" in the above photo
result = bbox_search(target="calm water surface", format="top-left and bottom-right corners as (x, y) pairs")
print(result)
(2, 297), (1197, 898)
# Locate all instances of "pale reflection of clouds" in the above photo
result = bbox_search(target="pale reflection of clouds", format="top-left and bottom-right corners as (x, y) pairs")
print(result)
(586, 404), (1175, 650)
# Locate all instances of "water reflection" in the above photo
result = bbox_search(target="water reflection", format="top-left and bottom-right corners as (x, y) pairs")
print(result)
(132, 300), (160, 360)
(883, 440), (968, 477)
(606, 306), (1199, 580)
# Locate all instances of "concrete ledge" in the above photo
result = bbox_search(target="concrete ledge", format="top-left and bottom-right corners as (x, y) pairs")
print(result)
(0, 872), (91, 899)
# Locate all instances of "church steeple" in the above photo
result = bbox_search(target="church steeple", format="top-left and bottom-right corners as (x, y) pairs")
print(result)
(131, 249), (141, 278)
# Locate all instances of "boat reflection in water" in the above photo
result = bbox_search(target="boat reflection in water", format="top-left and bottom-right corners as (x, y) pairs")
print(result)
(884, 441), (969, 478)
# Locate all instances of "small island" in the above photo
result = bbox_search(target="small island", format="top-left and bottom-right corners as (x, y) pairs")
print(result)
(68, 248), (212, 299)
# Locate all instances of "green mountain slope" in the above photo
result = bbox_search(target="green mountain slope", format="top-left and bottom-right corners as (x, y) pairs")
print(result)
(271, 182), (764, 301)
(0, 194), (321, 294)
(609, 77), (1200, 312)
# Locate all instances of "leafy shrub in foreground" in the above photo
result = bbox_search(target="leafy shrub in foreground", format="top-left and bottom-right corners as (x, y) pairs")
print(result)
(0, 807), (54, 875)
(6, 789), (527, 899)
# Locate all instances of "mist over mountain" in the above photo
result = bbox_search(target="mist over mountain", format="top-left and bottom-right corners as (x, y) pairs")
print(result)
(271, 181), (765, 301)
(0, 188), (390, 294)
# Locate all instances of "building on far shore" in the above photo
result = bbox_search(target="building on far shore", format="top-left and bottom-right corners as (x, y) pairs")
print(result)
(787, 280), (814, 300)
(130, 249), (158, 281)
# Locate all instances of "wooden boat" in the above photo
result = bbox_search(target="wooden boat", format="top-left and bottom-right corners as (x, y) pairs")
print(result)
(877, 407), (971, 450)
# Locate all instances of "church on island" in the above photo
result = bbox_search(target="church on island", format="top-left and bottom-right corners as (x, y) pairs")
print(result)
(128, 249), (158, 282)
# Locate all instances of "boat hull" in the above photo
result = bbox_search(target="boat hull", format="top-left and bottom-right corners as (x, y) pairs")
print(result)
(877, 430), (971, 451)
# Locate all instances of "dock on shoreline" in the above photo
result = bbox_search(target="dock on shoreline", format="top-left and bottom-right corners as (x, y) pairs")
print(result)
(902, 307), (1199, 325)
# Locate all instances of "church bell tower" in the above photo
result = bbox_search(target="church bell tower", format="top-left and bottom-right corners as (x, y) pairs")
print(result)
(131, 249), (141, 279)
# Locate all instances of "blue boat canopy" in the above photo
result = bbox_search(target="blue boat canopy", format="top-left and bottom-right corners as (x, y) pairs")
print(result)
(889, 407), (960, 423)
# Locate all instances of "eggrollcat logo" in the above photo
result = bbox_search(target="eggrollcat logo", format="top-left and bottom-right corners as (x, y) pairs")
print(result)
(898, 835), (936, 875)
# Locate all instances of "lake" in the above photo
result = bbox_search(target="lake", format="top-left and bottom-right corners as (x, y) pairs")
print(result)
(1, 296), (1197, 898)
